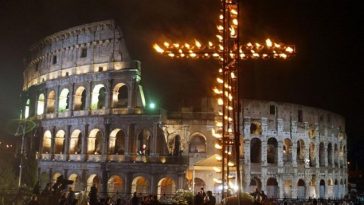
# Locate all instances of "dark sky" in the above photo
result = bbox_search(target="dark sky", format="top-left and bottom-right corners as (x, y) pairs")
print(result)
(0, 0), (363, 167)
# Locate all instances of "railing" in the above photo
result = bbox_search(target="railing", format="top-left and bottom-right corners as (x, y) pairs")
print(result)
(54, 154), (66, 161)
(41, 153), (52, 160)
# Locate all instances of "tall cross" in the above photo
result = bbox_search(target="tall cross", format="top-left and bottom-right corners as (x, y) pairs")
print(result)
(153, 0), (294, 200)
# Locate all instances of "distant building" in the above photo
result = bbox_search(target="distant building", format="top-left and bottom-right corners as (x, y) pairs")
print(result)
(20, 20), (348, 199)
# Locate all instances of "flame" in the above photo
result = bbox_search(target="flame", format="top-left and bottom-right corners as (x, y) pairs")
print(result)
(217, 98), (224, 105)
(153, 44), (164, 53)
(232, 19), (238, 26)
(215, 143), (222, 149)
(215, 155), (223, 161)
(195, 39), (202, 48)
(213, 167), (221, 172)
(285, 46), (294, 53)
(231, 9), (238, 15)
(163, 42), (170, 48)
(266, 38), (273, 47)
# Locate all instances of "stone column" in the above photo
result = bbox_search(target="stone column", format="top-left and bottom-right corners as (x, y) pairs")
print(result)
(51, 126), (56, 158)
(177, 172), (185, 190)
(102, 121), (111, 162)
(278, 141), (283, 167)
(292, 141), (297, 167)
(125, 173), (133, 195)
(101, 162), (108, 197)
(128, 80), (134, 110)
(69, 83), (75, 116)
(261, 140), (267, 166)
(44, 89), (48, 115)
(55, 85), (60, 117)
(292, 177), (298, 198)
(324, 145), (328, 167)
(85, 81), (92, 113)
(150, 175), (156, 194)
(150, 123), (159, 157)
(278, 177), (284, 199)
(81, 124), (89, 161)
(64, 125), (71, 158)
(105, 80), (112, 114)
(244, 139), (250, 164)
(315, 141), (320, 168)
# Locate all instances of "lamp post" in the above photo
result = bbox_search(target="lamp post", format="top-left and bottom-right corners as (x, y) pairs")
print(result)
(8, 118), (37, 188)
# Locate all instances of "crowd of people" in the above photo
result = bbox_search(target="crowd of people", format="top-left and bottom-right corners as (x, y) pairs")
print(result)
(194, 188), (216, 205)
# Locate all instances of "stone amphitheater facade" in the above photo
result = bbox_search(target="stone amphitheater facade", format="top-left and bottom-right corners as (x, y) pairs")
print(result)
(20, 20), (347, 199)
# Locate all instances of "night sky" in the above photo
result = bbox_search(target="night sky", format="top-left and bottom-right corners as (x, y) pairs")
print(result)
(0, 1), (362, 168)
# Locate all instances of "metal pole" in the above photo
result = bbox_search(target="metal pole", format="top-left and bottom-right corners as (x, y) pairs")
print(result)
(18, 122), (26, 188)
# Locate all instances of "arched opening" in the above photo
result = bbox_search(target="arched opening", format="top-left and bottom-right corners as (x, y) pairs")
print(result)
(249, 177), (262, 193)
(157, 177), (176, 198)
(250, 138), (261, 163)
(137, 129), (151, 155)
(37, 94), (45, 115)
(327, 143), (333, 166)
(68, 174), (81, 192)
(334, 179), (339, 199)
(91, 84), (106, 110)
(108, 175), (124, 195)
(189, 134), (206, 153)
(319, 142), (325, 167)
(319, 179), (326, 199)
(52, 172), (62, 184)
(42, 130), (52, 153)
(283, 138), (292, 163)
(327, 179), (334, 199)
(109, 129), (125, 155)
(283, 179), (292, 198)
(297, 139), (305, 164)
(309, 143), (316, 167)
(55, 130), (65, 154)
(309, 178), (317, 198)
(47, 90), (56, 113)
(24, 99), (30, 119)
(58, 88), (70, 112)
(267, 138), (278, 164)
(334, 144), (338, 167)
(250, 122), (262, 135)
(74, 86), (86, 111)
(69, 130), (82, 154)
(112, 83), (128, 108)
(266, 178), (279, 198)
(88, 129), (102, 154)
(87, 174), (100, 192)
(132, 176), (149, 195)
(193, 178), (206, 194)
(297, 179), (306, 199)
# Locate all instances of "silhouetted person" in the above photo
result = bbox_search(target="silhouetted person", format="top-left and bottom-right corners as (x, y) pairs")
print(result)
(205, 191), (216, 205)
(89, 184), (98, 205)
(131, 192), (140, 205)
(28, 195), (40, 205)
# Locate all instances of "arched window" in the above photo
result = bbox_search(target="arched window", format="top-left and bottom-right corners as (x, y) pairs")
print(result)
(131, 176), (149, 194)
(297, 179), (306, 199)
(58, 88), (70, 112)
(24, 99), (30, 119)
(319, 142), (325, 167)
(37, 94), (45, 115)
(47, 90), (56, 113)
(266, 178), (279, 198)
(297, 139), (305, 164)
(267, 138), (278, 164)
(172, 135), (182, 156)
(74, 86), (86, 111)
(108, 175), (124, 196)
(55, 130), (65, 154)
(69, 174), (81, 192)
(250, 138), (261, 163)
(109, 129), (125, 155)
(88, 129), (102, 154)
(327, 143), (333, 166)
(69, 130), (82, 154)
(87, 174), (100, 191)
(189, 134), (206, 153)
(309, 143), (316, 167)
(283, 138), (292, 163)
(137, 129), (151, 155)
(334, 144), (338, 167)
(158, 177), (176, 197)
(91, 84), (106, 110)
(112, 83), (128, 108)
(42, 130), (52, 153)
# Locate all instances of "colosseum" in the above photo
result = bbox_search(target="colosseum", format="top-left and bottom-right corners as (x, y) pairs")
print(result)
(20, 20), (348, 199)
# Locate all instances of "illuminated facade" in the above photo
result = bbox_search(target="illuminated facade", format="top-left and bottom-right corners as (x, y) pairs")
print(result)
(21, 20), (347, 199)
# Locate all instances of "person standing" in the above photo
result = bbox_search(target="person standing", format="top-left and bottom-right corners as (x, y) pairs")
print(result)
(131, 192), (140, 205)
(205, 191), (216, 205)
